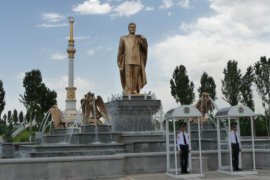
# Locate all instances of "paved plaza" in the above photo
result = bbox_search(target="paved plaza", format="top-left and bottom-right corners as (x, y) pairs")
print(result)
(107, 170), (270, 180)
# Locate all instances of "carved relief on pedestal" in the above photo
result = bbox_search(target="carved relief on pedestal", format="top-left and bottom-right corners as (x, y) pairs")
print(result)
(66, 87), (77, 100)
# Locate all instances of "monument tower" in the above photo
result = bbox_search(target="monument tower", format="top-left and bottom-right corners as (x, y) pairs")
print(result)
(64, 17), (77, 125)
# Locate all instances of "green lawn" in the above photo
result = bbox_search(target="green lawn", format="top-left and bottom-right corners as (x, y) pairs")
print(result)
(13, 129), (31, 142)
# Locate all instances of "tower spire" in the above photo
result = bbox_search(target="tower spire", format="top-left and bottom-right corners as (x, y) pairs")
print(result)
(67, 17), (76, 59)
(64, 17), (77, 126)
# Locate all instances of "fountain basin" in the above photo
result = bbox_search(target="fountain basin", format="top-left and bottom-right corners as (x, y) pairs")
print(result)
(18, 143), (125, 157)
(43, 132), (122, 144)
(81, 124), (111, 133)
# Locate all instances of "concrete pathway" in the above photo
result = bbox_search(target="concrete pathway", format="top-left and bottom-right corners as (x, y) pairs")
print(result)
(101, 170), (270, 180)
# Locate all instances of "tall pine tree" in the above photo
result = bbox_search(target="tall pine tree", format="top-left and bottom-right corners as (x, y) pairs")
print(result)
(13, 109), (18, 125)
(198, 72), (216, 100)
(254, 57), (270, 112)
(2, 114), (7, 123)
(19, 111), (24, 124)
(254, 57), (270, 136)
(170, 65), (195, 105)
(240, 66), (254, 111)
(7, 110), (12, 124)
(0, 80), (5, 118)
(221, 60), (242, 106)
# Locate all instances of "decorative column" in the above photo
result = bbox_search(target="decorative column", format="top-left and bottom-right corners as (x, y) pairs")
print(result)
(64, 17), (77, 125)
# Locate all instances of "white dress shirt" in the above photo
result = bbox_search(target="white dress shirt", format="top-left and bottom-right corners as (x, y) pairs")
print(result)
(177, 131), (190, 150)
(229, 130), (241, 146)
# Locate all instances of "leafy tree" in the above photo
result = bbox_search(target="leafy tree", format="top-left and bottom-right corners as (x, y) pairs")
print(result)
(3, 123), (13, 142)
(240, 66), (254, 111)
(19, 111), (24, 124)
(198, 72), (216, 100)
(39, 83), (58, 114)
(19, 69), (57, 129)
(255, 115), (268, 136)
(0, 117), (13, 142)
(170, 65), (195, 105)
(0, 80), (5, 118)
(221, 60), (242, 106)
(254, 56), (270, 136)
(13, 109), (18, 124)
(0, 120), (6, 135)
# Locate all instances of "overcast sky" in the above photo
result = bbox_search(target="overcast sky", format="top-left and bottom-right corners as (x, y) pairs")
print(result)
(1, 0), (270, 116)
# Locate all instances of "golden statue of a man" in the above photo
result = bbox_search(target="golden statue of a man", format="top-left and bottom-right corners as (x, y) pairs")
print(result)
(117, 23), (148, 95)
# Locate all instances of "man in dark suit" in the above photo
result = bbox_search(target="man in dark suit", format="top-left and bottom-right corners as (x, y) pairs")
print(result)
(177, 121), (190, 174)
(230, 122), (242, 171)
(117, 23), (148, 95)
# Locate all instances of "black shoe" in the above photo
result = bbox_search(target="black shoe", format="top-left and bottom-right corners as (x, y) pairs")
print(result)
(234, 168), (242, 171)
(181, 171), (186, 174)
(184, 171), (189, 174)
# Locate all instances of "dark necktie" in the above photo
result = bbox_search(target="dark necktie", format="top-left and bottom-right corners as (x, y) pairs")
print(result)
(183, 132), (187, 145)
(234, 132), (238, 144)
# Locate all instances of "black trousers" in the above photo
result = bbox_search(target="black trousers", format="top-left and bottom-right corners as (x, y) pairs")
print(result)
(231, 143), (240, 170)
(180, 145), (189, 173)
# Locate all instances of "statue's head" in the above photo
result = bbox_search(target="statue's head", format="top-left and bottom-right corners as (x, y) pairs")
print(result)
(128, 23), (136, 35)
(52, 105), (58, 109)
(86, 92), (94, 102)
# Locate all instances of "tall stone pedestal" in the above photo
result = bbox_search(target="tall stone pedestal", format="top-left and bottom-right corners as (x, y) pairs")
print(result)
(105, 95), (161, 131)
(63, 109), (79, 127)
